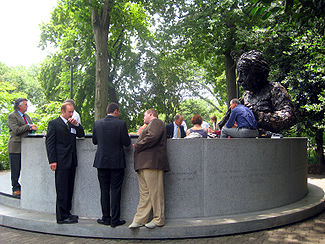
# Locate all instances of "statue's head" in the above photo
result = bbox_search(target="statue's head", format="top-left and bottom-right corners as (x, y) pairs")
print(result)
(236, 50), (270, 92)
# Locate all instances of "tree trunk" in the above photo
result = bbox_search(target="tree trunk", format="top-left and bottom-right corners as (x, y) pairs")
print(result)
(315, 129), (324, 165)
(91, 0), (114, 120)
(224, 52), (237, 107)
(108, 74), (118, 103)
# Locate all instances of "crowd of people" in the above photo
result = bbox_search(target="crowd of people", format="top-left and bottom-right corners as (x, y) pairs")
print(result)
(7, 93), (259, 229)
(6, 50), (296, 230)
(163, 100), (258, 140)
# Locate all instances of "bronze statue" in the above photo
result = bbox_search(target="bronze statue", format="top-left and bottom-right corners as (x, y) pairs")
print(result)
(219, 50), (296, 133)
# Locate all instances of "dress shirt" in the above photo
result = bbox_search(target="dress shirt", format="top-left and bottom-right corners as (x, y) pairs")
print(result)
(181, 121), (187, 131)
(17, 110), (30, 127)
(226, 104), (257, 129)
(173, 122), (181, 138)
(201, 121), (210, 129)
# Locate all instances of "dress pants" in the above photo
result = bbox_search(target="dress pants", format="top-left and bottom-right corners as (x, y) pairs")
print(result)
(221, 127), (259, 138)
(55, 167), (76, 221)
(97, 168), (124, 224)
(133, 169), (165, 226)
(9, 153), (21, 192)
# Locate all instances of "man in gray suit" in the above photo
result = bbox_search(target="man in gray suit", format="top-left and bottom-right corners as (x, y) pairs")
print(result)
(93, 103), (131, 227)
(129, 108), (169, 229)
(8, 98), (37, 196)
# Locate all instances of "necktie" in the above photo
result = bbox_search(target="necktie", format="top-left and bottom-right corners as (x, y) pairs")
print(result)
(177, 126), (180, 138)
(22, 114), (28, 124)
(66, 122), (70, 130)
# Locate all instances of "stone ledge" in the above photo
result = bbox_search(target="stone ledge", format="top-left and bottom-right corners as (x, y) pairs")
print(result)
(0, 183), (323, 239)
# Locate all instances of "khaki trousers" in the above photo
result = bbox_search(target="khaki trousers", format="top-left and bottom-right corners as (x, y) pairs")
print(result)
(133, 169), (165, 226)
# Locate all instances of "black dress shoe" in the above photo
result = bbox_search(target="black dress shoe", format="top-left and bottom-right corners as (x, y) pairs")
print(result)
(69, 214), (79, 220)
(111, 220), (126, 228)
(97, 218), (111, 226)
(57, 217), (78, 224)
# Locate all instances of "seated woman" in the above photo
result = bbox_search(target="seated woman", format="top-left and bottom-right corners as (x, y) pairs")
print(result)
(210, 115), (220, 131)
(186, 115), (208, 138)
(208, 115), (221, 137)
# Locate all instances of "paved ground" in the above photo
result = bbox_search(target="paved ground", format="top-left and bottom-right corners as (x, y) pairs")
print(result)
(0, 174), (324, 243)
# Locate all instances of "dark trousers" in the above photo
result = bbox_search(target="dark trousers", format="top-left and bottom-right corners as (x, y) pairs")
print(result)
(97, 168), (124, 224)
(9, 153), (21, 192)
(55, 167), (76, 221)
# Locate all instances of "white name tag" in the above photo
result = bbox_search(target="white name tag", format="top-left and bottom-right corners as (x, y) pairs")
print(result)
(70, 128), (77, 134)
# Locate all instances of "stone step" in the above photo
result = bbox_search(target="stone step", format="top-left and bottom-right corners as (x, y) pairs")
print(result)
(0, 183), (324, 239)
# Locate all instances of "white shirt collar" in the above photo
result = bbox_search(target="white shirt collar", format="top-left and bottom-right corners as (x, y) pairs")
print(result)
(60, 115), (68, 124)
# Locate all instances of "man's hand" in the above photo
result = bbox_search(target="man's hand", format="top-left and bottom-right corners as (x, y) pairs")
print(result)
(68, 118), (78, 126)
(50, 162), (57, 171)
(30, 124), (38, 131)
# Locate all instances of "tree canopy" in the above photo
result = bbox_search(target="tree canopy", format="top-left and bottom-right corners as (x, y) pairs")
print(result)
(0, 0), (323, 167)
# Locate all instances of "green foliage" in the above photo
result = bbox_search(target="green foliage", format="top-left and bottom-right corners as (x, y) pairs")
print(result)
(38, 0), (160, 131)
(244, 1), (324, 164)
(285, 31), (324, 126)
(179, 99), (227, 128)
(0, 132), (9, 170)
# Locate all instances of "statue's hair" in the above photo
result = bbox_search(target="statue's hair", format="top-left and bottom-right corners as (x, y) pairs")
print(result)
(237, 50), (270, 82)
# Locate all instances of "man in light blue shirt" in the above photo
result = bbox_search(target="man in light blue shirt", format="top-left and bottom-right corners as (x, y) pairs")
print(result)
(221, 99), (258, 138)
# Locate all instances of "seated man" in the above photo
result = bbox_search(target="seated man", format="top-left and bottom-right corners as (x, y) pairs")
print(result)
(221, 99), (258, 138)
(166, 114), (186, 138)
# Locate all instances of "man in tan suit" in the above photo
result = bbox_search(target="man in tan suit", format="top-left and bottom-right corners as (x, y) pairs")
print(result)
(129, 108), (169, 229)
(8, 98), (37, 196)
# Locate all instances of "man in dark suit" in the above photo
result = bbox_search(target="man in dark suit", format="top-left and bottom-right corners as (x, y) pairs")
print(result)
(93, 103), (131, 227)
(166, 114), (186, 138)
(46, 102), (85, 224)
(129, 108), (169, 229)
(8, 98), (37, 197)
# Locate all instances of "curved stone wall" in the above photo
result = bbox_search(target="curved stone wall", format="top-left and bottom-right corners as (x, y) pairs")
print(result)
(20, 136), (307, 220)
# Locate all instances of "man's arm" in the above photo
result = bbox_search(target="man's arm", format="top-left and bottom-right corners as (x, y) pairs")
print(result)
(69, 118), (85, 138)
(74, 124), (85, 138)
(225, 110), (236, 128)
(135, 120), (163, 153)
(121, 121), (131, 147)
(45, 120), (57, 164)
(92, 122), (98, 145)
(8, 114), (30, 136)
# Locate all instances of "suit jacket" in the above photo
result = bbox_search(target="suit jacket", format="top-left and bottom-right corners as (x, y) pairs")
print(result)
(46, 117), (85, 169)
(134, 118), (169, 172)
(8, 110), (33, 153)
(92, 115), (131, 169)
(166, 123), (186, 138)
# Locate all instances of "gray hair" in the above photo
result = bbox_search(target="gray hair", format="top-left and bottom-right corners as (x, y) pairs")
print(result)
(174, 114), (182, 121)
(230, 98), (241, 105)
(14, 98), (27, 110)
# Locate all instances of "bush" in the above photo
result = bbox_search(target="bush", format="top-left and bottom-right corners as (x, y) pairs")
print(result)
(0, 133), (9, 170)
(307, 150), (319, 165)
